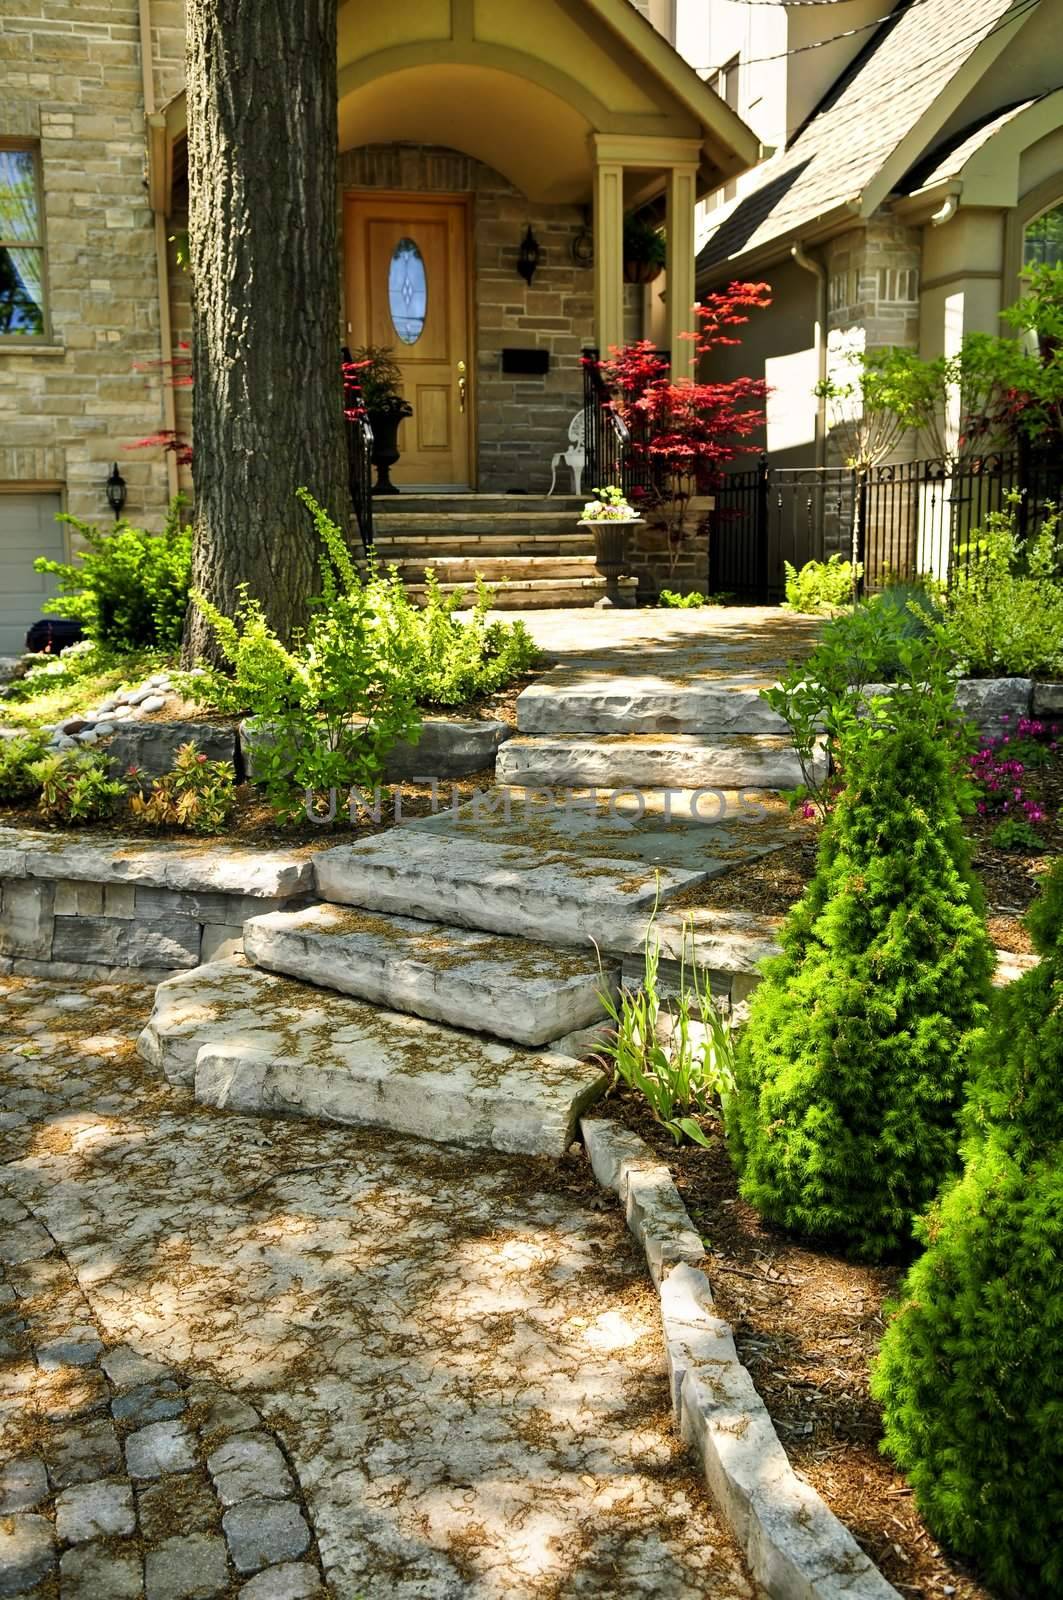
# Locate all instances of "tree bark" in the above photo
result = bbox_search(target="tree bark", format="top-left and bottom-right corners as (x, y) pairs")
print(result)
(183, 0), (347, 661)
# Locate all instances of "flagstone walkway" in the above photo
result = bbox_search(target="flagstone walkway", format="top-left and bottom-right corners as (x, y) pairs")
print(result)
(0, 976), (756, 1600)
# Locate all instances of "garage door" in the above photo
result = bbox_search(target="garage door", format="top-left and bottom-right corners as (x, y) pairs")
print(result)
(0, 491), (65, 656)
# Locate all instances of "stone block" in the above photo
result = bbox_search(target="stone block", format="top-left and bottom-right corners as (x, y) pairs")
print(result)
(125, 1418), (196, 1479)
(46, 1418), (122, 1488)
(137, 1471), (218, 1544)
(496, 732), (822, 792)
(206, 1432), (294, 1506)
(0, 1513), (56, 1596)
(139, 961), (606, 1157)
(953, 677), (1032, 733)
(100, 1345), (172, 1390)
(103, 719), (238, 778)
(0, 1455), (48, 1513)
(0, 877), (54, 959)
(200, 924), (244, 964)
(1032, 680), (1063, 717)
(145, 1533), (230, 1600)
(59, 1542), (142, 1599)
(54, 879), (104, 917)
(516, 674), (789, 735)
(243, 902), (617, 1047)
(239, 1565), (323, 1599)
(313, 830), (705, 951)
(55, 1478), (137, 1543)
(134, 886), (290, 925)
(16, 831), (313, 899)
(50, 915), (201, 970)
(624, 1166), (706, 1286)
(222, 1498), (310, 1575)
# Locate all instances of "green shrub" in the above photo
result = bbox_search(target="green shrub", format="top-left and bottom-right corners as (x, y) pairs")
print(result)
(128, 741), (235, 835)
(187, 492), (422, 821)
(0, 730), (49, 801)
(34, 500), (192, 652)
(782, 554), (860, 612)
(990, 815), (1046, 851)
(763, 591), (950, 815)
(28, 749), (127, 823)
(872, 860), (1063, 1595)
(729, 690), (995, 1260)
(937, 499), (1063, 678)
(596, 909), (735, 1148)
(658, 589), (706, 608)
(401, 571), (540, 707)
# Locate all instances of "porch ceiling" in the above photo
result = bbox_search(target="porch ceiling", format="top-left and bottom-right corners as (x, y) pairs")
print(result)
(338, 65), (596, 204)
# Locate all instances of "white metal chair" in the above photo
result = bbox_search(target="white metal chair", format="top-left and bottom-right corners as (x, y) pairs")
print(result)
(549, 409), (586, 496)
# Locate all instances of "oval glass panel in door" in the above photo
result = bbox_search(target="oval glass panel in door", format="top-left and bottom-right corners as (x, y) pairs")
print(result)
(388, 237), (428, 344)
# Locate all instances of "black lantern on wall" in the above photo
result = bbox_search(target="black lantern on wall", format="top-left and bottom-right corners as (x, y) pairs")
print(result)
(517, 224), (541, 285)
(105, 462), (127, 521)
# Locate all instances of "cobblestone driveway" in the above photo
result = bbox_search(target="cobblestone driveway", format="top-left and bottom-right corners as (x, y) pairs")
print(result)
(0, 977), (752, 1599)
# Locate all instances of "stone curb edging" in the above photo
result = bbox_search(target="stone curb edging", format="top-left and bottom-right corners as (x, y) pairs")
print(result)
(580, 1117), (900, 1600)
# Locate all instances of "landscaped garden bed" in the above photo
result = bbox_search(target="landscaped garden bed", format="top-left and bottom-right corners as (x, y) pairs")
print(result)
(593, 1087), (993, 1600)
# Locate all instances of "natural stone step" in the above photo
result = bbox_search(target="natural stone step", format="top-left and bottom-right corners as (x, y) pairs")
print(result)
(313, 830), (709, 949)
(516, 673), (790, 734)
(373, 511), (584, 537)
(374, 533), (595, 558)
(495, 734), (824, 791)
(378, 494), (583, 515)
(243, 902), (617, 1046)
(403, 576), (633, 610)
(138, 961), (607, 1158)
(383, 555), (600, 584)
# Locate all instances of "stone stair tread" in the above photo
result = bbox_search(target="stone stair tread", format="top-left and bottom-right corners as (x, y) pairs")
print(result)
(495, 732), (825, 790)
(313, 830), (710, 949)
(244, 902), (616, 1046)
(516, 672), (791, 734)
(138, 961), (607, 1158)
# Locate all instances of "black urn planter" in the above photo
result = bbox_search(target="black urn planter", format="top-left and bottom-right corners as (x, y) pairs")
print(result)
(368, 402), (413, 495)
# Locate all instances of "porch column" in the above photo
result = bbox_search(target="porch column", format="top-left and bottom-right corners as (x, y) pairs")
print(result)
(593, 157), (625, 357)
(665, 163), (698, 380)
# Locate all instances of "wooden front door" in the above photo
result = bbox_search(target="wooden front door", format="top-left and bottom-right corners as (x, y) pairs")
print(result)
(344, 193), (471, 489)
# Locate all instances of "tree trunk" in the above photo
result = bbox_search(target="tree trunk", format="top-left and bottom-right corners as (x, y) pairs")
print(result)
(183, 0), (347, 662)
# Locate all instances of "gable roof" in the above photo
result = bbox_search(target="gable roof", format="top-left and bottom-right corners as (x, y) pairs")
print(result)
(698, 0), (1031, 275)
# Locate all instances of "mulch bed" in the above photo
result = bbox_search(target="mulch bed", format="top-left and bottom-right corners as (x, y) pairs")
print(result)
(598, 1089), (993, 1600)
(680, 751), (1062, 955)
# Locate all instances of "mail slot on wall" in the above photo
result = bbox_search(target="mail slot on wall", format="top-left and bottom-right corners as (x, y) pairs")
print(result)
(501, 347), (550, 375)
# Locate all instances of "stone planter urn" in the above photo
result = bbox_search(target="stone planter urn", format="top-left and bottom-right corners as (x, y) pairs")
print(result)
(368, 401), (413, 495)
(578, 516), (642, 607)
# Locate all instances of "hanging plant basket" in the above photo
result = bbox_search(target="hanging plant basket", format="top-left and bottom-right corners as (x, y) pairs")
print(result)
(623, 260), (664, 285)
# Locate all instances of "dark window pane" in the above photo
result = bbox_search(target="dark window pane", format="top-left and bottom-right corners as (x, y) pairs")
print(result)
(0, 246), (45, 335)
(1024, 203), (1063, 269)
(0, 149), (40, 244)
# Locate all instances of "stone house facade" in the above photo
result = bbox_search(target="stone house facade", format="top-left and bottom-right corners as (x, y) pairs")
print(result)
(0, 0), (758, 649)
(681, 0), (1063, 477)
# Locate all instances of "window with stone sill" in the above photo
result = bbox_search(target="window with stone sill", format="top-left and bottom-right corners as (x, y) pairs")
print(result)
(0, 143), (48, 341)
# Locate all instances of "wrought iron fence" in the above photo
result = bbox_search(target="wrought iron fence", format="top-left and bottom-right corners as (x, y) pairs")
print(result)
(581, 348), (668, 502)
(342, 346), (374, 551)
(712, 450), (1063, 602)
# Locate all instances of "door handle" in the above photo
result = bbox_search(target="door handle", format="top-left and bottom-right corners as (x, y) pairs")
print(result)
(458, 360), (467, 414)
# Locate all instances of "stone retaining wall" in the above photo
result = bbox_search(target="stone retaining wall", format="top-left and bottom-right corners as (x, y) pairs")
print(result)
(0, 834), (314, 981)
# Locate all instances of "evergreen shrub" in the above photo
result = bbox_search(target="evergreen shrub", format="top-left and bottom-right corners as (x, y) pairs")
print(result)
(730, 681), (995, 1260)
(871, 859), (1063, 1596)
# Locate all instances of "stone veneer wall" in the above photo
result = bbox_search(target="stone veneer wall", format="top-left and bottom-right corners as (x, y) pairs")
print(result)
(0, 0), (184, 527)
(336, 143), (642, 494)
(0, 835), (315, 981)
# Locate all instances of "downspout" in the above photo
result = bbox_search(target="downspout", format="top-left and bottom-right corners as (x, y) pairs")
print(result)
(791, 241), (827, 470)
(139, 0), (180, 504)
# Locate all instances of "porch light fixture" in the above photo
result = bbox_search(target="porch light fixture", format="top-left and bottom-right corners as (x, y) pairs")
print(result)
(105, 462), (127, 521)
(517, 224), (541, 286)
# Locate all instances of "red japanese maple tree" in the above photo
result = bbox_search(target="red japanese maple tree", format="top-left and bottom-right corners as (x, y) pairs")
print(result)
(593, 281), (771, 571)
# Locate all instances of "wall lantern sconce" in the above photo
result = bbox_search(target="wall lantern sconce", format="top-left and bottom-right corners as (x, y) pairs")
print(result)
(517, 224), (541, 285)
(106, 462), (127, 521)
(571, 206), (594, 269)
